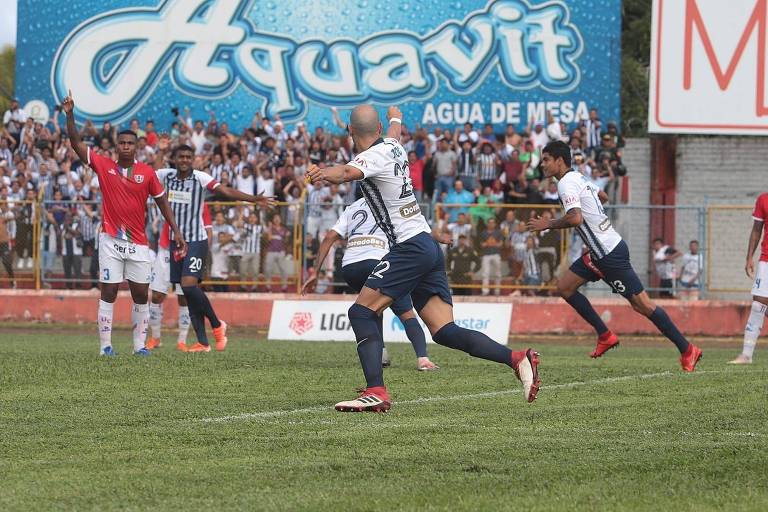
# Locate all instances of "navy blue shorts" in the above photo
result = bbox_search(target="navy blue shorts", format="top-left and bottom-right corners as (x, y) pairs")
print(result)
(570, 240), (644, 298)
(364, 232), (453, 311)
(343, 259), (414, 316)
(170, 240), (208, 283)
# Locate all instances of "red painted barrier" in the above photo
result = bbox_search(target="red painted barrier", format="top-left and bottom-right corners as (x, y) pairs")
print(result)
(0, 290), (759, 337)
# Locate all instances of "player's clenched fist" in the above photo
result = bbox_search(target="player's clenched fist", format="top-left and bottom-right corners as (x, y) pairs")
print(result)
(305, 164), (325, 185)
(386, 105), (403, 122)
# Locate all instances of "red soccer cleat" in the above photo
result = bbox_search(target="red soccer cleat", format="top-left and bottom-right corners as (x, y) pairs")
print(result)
(680, 343), (703, 372)
(511, 349), (541, 403)
(335, 386), (391, 412)
(590, 331), (620, 358)
(146, 337), (162, 350)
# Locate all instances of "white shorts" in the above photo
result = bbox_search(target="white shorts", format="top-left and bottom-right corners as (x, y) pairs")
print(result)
(150, 248), (184, 295)
(99, 233), (152, 284)
(752, 261), (768, 298)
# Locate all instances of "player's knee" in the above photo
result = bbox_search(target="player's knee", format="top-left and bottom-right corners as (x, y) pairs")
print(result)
(557, 282), (574, 298)
(100, 285), (118, 303)
(348, 303), (377, 322)
(631, 300), (653, 317)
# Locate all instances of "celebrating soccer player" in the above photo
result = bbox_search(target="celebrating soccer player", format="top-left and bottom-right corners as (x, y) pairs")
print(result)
(729, 192), (768, 364)
(154, 136), (275, 352)
(306, 105), (540, 412)
(62, 91), (187, 356)
(527, 140), (702, 371)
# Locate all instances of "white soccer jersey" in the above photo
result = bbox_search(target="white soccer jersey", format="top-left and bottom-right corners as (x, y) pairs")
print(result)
(332, 198), (389, 267)
(557, 170), (622, 259)
(347, 137), (431, 245)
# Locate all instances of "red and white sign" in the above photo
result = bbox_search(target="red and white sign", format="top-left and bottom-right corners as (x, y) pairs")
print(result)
(649, 0), (768, 134)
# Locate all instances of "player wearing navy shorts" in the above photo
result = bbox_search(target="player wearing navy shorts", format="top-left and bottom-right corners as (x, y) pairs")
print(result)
(526, 141), (702, 371)
(302, 197), (439, 371)
(155, 138), (274, 352)
(306, 105), (540, 412)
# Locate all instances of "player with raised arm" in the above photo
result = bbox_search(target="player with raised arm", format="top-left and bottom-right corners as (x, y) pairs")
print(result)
(302, 197), (440, 371)
(729, 193), (768, 364)
(306, 105), (540, 412)
(154, 137), (275, 352)
(146, 204), (212, 352)
(527, 141), (702, 371)
(63, 91), (186, 356)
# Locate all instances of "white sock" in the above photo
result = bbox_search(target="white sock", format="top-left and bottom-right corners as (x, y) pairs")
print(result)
(132, 303), (150, 352)
(149, 302), (163, 340)
(742, 301), (766, 359)
(98, 300), (114, 351)
(178, 306), (191, 344)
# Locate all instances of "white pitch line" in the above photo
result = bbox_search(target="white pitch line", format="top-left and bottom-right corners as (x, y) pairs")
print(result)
(199, 369), (743, 424)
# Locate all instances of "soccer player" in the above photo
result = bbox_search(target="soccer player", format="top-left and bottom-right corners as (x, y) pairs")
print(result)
(729, 193), (768, 364)
(306, 105), (540, 412)
(146, 205), (212, 352)
(526, 140), (702, 371)
(302, 197), (440, 371)
(63, 91), (186, 356)
(154, 138), (274, 352)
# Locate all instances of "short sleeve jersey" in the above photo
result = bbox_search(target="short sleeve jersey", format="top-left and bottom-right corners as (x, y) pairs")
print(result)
(752, 193), (768, 262)
(347, 137), (430, 245)
(88, 147), (164, 245)
(332, 198), (388, 266)
(156, 168), (219, 243)
(557, 170), (622, 260)
(158, 202), (212, 250)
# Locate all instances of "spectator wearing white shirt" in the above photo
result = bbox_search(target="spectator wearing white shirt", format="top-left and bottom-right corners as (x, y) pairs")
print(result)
(653, 238), (682, 298)
(447, 212), (473, 246)
(679, 240), (703, 300)
(457, 122), (479, 145)
(3, 99), (27, 146)
(235, 164), (255, 195)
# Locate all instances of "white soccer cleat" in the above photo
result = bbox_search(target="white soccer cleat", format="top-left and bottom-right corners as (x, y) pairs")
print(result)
(417, 357), (440, 371)
(728, 354), (753, 365)
(512, 349), (541, 403)
(335, 391), (391, 413)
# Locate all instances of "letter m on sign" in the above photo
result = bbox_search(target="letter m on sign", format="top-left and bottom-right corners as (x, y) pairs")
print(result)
(683, 0), (768, 116)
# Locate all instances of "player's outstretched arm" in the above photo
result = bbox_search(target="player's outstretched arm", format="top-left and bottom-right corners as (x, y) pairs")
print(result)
(301, 229), (342, 295)
(305, 163), (363, 185)
(154, 193), (187, 255)
(386, 106), (403, 141)
(61, 90), (89, 164)
(746, 219), (764, 278)
(527, 208), (583, 232)
(598, 189), (610, 204)
(215, 184), (276, 210)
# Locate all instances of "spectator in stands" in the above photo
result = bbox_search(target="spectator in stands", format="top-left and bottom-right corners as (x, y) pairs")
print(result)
(264, 214), (291, 292)
(407, 150), (425, 203)
(0, 202), (15, 286)
(3, 98), (27, 147)
(60, 212), (83, 289)
(447, 234), (479, 296)
(581, 108), (601, 156)
(240, 212), (263, 291)
(477, 142), (500, 189)
(448, 212), (472, 246)
(679, 240), (703, 301)
(433, 138), (457, 199)
(445, 179), (474, 223)
(211, 211), (234, 291)
(479, 218), (503, 296)
(519, 235), (542, 295)
(456, 139), (477, 191)
(653, 237), (682, 298)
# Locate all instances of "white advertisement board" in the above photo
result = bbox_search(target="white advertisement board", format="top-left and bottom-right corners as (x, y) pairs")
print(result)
(649, 0), (768, 135)
(268, 300), (512, 345)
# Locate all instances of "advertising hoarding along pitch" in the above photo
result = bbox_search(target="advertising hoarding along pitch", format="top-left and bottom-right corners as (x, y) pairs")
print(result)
(16, 0), (621, 131)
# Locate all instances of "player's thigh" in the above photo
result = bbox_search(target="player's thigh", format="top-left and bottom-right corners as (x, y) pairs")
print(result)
(342, 260), (378, 292)
(149, 249), (171, 294)
(356, 285), (394, 314)
(751, 261), (768, 300)
(417, 294), (455, 335)
(98, 235), (126, 283)
(176, 241), (207, 284)
(363, 235), (435, 306)
(599, 256), (644, 299)
(124, 243), (152, 284)
(562, 256), (599, 295)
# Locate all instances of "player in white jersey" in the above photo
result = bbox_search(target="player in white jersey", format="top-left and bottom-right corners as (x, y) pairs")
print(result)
(527, 141), (702, 371)
(307, 105), (539, 412)
(302, 198), (439, 371)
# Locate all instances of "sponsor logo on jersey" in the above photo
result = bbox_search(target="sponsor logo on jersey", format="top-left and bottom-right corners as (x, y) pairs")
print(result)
(399, 201), (421, 218)
(347, 236), (386, 250)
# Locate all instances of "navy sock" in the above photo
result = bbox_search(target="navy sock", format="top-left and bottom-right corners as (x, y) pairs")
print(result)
(184, 296), (208, 345)
(432, 323), (511, 365)
(403, 317), (428, 357)
(182, 286), (221, 329)
(649, 307), (690, 353)
(348, 304), (385, 388)
(565, 292), (609, 335)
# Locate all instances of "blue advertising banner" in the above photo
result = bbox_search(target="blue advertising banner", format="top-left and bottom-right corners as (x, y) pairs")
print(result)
(16, 0), (621, 131)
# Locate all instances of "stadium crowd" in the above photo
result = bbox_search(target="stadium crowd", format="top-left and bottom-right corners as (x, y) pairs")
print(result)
(1, 97), (634, 293)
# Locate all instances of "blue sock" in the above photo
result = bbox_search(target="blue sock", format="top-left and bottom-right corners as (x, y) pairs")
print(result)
(403, 317), (428, 357)
(348, 304), (385, 388)
(565, 292), (609, 335)
(182, 286), (221, 329)
(649, 307), (690, 353)
(432, 323), (511, 365)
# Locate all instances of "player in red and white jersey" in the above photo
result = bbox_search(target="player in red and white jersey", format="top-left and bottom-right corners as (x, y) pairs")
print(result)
(730, 193), (768, 364)
(147, 205), (212, 352)
(63, 91), (186, 357)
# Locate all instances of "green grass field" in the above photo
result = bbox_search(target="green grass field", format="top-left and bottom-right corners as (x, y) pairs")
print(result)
(1, 328), (766, 511)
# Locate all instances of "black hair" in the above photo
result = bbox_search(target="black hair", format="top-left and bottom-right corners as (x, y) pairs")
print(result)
(172, 144), (194, 157)
(653, 237), (664, 244)
(542, 140), (571, 167)
(117, 129), (138, 140)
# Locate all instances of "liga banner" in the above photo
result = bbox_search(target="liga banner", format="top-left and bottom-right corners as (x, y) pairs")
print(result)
(268, 300), (512, 344)
(16, 0), (621, 131)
